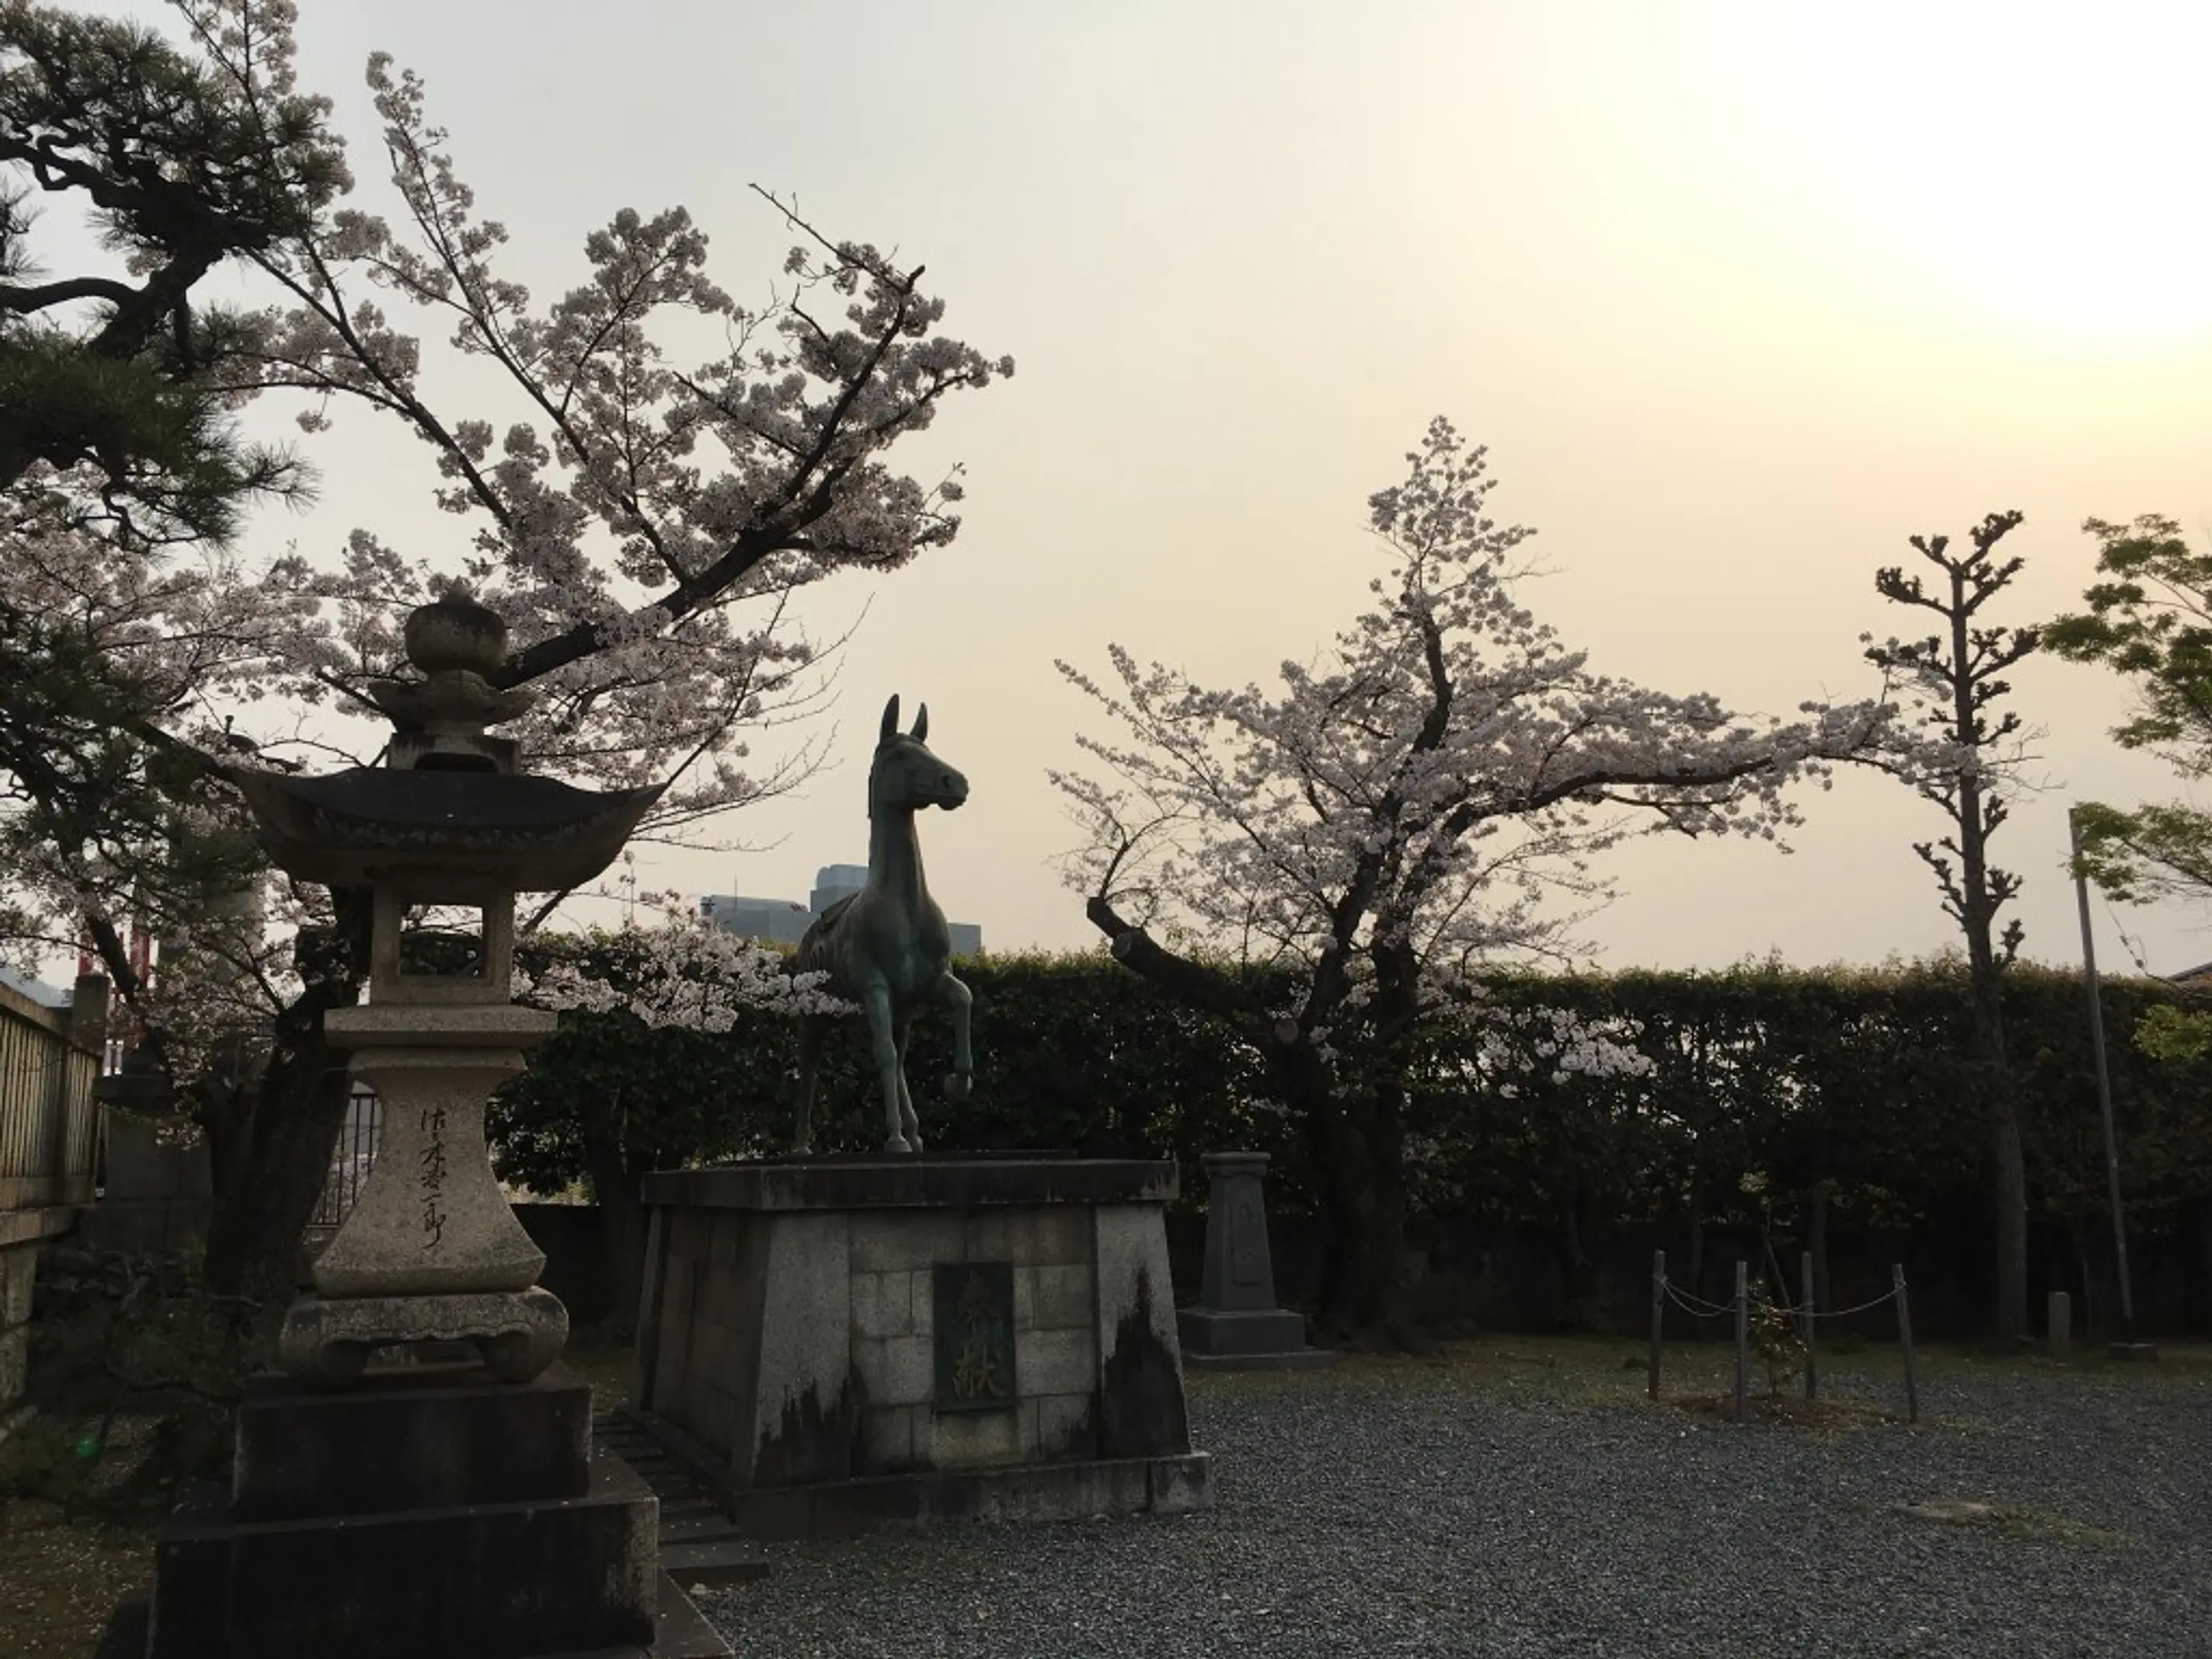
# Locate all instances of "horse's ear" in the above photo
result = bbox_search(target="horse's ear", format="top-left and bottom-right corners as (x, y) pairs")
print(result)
(879, 695), (900, 744)
(911, 703), (929, 743)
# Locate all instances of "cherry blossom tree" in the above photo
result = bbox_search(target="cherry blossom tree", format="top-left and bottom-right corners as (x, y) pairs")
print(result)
(1051, 419), (1895, 1336)
(0, 0), (1008, 1293)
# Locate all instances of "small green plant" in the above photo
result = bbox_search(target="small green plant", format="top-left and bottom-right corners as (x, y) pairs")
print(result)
(1747, 1281), (1806, 1396)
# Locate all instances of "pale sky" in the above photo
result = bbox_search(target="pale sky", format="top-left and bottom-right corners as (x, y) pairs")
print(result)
(121, 2), (2212, 975)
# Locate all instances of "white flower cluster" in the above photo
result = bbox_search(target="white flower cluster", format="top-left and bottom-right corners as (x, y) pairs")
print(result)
(521, 906), (856, 1031)
(198, 18), (1009, 843)
(1469, 1005), (1654, 1096)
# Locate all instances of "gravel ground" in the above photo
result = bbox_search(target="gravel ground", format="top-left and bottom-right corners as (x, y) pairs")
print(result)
(697, 1344), (2212, 1659)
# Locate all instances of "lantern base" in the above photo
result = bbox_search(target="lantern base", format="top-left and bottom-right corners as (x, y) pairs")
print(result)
(280, 1286), (568, 1386)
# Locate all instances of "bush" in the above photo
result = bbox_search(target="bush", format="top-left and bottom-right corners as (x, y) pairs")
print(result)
(2, 1246), (279, 1522)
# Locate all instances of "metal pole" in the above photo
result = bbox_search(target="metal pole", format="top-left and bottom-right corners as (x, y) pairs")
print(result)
(1801, 1249), (1817, 1402)
(1893, 1263), (1919, 1425)
(1647, 1249), (1664, 1402)
(2070, 806), (2138, 1336)
(1734, 1259), (1748, 1425)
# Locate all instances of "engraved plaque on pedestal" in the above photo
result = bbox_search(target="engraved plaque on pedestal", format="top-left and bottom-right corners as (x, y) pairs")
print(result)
(932, 1261), (1016, 1413)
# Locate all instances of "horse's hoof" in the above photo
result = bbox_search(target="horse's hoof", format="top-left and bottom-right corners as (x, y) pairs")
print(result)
(883, 1134), (913, 1155)
(944, 1072), (971, 1102)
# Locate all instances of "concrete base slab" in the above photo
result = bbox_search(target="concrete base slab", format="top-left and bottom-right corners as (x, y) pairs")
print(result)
(1177, 1305), (1308, 1356)
(101, 1572), (730, 1659)
(2108, 1342), (2162, 1363)
(626, 1401), (1207, 1540)
(724, 1449), (1214, 1540)
(1183, 1347), (1339, 1372)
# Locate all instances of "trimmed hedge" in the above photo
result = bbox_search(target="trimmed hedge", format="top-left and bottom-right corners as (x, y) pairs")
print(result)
(488, 950), (2212, 1333)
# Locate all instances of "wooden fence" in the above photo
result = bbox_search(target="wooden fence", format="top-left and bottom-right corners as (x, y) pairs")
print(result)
(0, 975), (104, 1240)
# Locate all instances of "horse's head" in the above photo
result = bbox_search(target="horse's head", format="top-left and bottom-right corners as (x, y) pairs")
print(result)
(870, 694), (969, 814)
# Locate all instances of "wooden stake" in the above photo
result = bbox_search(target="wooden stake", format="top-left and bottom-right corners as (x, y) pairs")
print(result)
(1801, 1248), (1817, 1402)
(1648, 1249), (1664, 1402)
(1893, 1263), (1919, 1425)
(1734, 1258), (1748, 1425)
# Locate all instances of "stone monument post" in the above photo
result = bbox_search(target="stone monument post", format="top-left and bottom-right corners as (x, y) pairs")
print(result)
(1175, 1151), (1334, 1369)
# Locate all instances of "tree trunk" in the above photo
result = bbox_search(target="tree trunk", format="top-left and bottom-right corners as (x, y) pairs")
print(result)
(1301, 1056), (1406, 1340)
(1965, 962), (2026, 1341)
(1556, 1187), (1591, 1317)
(200, 899), (369, 1299)
(200, 1022), (355, 1297)
(1989, 1093), (2029, 1342)
(2068, 1204), (2097, 1339)
(2194, 1197), (2212, 1331)
(1311, 1114), (1406, 1339)
(1687, 1200), (1706, 1305)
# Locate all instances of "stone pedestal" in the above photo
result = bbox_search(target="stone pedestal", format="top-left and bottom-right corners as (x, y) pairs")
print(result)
(280, 1286), (568, 1385)
(108, 1361), (727, 1659)
(281, 1005), (571, 1386)
(631, 1155), (1211, 1538)
(1176, 1151), (1335, 1370)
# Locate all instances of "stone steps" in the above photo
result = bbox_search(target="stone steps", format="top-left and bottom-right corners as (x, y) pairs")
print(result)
(594, 1411), (767, 1588)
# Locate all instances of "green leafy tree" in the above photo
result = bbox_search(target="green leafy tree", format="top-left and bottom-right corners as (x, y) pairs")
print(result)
(0, 0), (345, 537)
(0, 1), (353, 1296)
(2047, 515), (2212, 1057)
(1860, 510), (2040, 1339)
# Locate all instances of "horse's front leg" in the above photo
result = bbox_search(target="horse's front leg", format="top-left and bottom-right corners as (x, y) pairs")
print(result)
(863, 983), (911, 1154)
(792, 1014), (825, 1154)
(894, 1018), (923, 1154)
(939, 972), (973, 1103)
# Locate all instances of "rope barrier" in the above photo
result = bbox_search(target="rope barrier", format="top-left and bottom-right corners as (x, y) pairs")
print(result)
(1657, 1275), (1899, 1321)
(1648, 1256), (1920, 1425)
(1662, 1282), (1736, 1320)
(1797, 1287), (1901, 1320)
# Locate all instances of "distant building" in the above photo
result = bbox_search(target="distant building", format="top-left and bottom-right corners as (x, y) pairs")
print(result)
(696, 895), (813, 947)
(701, 863), (983, 958)
(809, 863), (869, 916)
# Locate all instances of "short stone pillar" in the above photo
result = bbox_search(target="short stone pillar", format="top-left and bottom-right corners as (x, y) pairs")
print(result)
(1175, 1152), (1334, 1369)
(2047, 1290), (2071, 1359)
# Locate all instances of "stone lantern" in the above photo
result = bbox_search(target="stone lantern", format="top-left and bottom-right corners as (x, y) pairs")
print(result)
(108, 596), (736, 1659)
(224, 592), (660, 1382)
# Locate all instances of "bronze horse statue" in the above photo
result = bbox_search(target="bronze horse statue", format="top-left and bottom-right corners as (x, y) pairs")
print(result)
(791, 695), (974, 1154)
